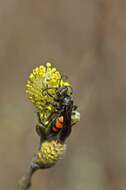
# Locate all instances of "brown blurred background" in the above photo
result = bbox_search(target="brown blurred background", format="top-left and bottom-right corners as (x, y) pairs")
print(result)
(1, 0), (126, 190)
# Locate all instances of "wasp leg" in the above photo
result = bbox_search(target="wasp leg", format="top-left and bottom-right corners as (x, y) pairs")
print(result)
(45, 101), (58, 108)
(72, 105), (78, 110)
(42, 86), (58, 98)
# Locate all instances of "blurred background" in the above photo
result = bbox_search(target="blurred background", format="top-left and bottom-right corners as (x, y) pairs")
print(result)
(1, 0), (126, 190)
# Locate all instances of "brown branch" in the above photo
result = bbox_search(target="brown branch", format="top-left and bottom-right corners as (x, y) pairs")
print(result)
(17, 156), (39, 190)
(17, 140), (41, 189)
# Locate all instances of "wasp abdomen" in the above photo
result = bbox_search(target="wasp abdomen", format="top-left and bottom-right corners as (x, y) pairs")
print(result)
(52, 116), (64, 132)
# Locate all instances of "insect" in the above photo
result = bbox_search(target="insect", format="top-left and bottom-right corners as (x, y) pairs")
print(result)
(36, 85), (78, 144)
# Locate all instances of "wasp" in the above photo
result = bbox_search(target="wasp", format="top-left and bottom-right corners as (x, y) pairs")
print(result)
(36, 85), (79, 144)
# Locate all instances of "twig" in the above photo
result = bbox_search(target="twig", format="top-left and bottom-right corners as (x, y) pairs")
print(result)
(17, 157), (39, 190)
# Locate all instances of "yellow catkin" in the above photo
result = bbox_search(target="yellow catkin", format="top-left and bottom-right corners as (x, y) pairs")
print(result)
(26, 62), (71, 123)
(35, 140), (66, 167)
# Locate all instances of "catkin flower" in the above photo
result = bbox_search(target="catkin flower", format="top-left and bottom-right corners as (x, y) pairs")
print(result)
(34, 140), (66, 168)
(26, 62), (71, 124)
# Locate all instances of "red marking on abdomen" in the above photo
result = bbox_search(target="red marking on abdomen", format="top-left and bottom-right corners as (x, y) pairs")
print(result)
(52, 116), (64, 132)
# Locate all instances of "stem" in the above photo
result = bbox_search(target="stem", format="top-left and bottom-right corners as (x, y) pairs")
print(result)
(17, 159), (39, 190)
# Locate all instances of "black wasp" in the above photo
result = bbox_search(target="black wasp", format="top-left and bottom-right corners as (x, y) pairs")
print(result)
(36, 85), (78, 144)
